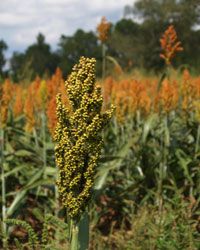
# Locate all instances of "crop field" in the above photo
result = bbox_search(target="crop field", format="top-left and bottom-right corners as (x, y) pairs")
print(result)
(0, 1), (200, 249)
(0, 61), (200, 249)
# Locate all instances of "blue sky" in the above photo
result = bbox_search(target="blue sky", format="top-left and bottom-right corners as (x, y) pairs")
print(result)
(0, 0), (135, 57)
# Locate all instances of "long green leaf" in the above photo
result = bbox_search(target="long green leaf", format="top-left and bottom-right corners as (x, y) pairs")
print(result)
(95, 135), (136, 190)
(6, 190), (27, 217)
(142, 114), (158, 144)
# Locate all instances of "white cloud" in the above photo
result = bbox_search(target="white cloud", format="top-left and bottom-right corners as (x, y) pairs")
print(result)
(0, 0), (135, 54)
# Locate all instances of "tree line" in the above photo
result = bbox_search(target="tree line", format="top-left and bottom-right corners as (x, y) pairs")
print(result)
(0, 0), (199, 82)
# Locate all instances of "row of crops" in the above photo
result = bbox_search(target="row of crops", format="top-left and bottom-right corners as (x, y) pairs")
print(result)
(0, 64), (199, 249)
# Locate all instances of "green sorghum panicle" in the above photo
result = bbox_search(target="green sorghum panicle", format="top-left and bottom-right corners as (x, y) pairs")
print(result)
(54, 57), (114, 220)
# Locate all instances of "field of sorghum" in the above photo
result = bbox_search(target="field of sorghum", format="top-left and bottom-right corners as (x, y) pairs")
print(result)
(0, 25), (200, 249)
(0, 64), (199, 249)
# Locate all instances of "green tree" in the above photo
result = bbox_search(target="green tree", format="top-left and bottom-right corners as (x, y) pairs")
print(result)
(10, 33), (59, 81)
(10, 52), (26, 82)
(58, 29), (101, 77)
(25, 33), (59, 78)
(131, 0), (199, 28)
(108, 19), (142, 70)
(0, 40), (8, 78)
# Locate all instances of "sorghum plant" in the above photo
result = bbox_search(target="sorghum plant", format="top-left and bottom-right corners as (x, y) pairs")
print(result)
(96, 17), (111, 78)
(54, 56), (113, 249)
(160, 25), (183, 66)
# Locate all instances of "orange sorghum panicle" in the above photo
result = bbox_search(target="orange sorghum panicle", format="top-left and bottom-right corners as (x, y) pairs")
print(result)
(24, 84), (36, 132)
(0, 79), (14, 127)
(36, 80), (47, 111)
(46, 96), (57, 137)
(47, 67), (64, 99)
(155, 79), (178, 113)
(160, 25), (183, 65)
(181, 70), (198, 112)
(97, 17), (111, 43)
(13, 85), (24, 118)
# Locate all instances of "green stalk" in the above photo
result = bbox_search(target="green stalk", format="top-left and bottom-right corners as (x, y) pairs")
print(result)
(195, 124), (200, 159)
(69, 213), (89, 250)
(136, 110), (141, 128)
(102, 43), (106, 79)
(0, 128), (7, 248)
(158, 115), (169, 231)
(33, 128), (39, 149)
(41, 111), (48, 199)
(70, 220), (79, 250)
(78, 212), (89, 250)
(158, 161), (164, 219)
(42, 111), (47, 171)
(166, 64), (171, 80)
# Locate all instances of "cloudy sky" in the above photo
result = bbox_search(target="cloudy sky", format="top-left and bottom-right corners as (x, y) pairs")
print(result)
(0, 0), (135, 56)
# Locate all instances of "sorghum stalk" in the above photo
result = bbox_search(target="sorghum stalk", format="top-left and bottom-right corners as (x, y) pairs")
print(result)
(0, 128), (7, 249)
(158, 115), (169, 233)
(39, 80), (48, 177)
(102, 43), (106, 79)
(33, 128), (39, 149)
(0, 81), (11, 249)
(41, 111), (48, 198)
(54, 57), (113, 249)
(96, 17), (111, 79)
(195, 124), (200, 159)
(70, 220), (79, 250)
(42, 112), (47, 170)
